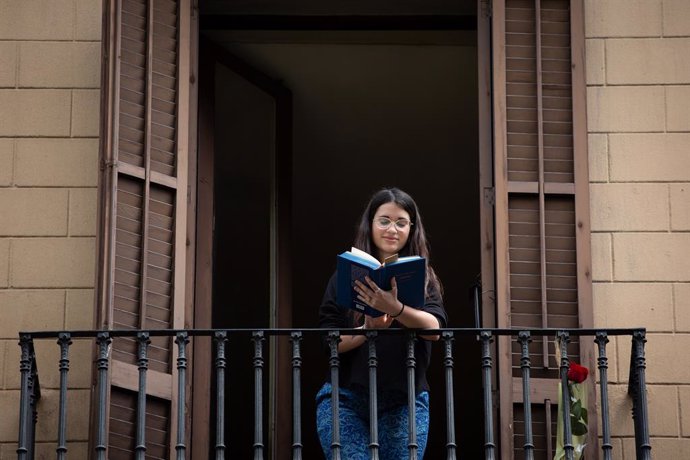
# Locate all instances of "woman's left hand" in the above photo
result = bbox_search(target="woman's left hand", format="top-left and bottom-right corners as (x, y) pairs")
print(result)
(354, 276), (400, 316)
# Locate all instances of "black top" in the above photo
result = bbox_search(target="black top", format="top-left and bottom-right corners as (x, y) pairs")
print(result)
(318, 272), (448, 395)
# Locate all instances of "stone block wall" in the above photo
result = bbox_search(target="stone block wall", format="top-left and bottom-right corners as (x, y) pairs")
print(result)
(0, 0), (101, 457)
(586, 0), (690, 457)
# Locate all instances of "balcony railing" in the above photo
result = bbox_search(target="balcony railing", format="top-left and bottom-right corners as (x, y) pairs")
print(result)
(16, 327), (651, 460)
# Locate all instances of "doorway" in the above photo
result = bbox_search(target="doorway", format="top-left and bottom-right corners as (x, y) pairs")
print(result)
(198, 13), (484, 459)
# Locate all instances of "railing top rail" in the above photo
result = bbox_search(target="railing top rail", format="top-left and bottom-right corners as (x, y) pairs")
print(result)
(19, 327), (646, 340)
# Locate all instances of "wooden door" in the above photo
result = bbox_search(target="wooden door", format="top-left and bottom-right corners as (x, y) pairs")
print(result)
(489, 0), (596, 458)
(95, 0), (194, 457)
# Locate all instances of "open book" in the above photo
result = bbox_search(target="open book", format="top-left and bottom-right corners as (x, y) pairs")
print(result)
(336, 247), (426, 317)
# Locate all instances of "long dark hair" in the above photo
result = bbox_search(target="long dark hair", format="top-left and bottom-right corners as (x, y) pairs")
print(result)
(353, 187), (442, 297)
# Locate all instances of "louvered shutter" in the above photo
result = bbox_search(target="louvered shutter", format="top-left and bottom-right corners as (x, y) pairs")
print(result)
(96, 0), (192, 457)
(490, 0), (595, 458)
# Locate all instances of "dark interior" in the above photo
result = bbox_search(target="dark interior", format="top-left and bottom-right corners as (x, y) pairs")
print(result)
(203, 1), (483, 457)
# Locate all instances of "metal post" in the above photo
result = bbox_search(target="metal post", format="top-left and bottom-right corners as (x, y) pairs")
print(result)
(480, 331), (496, 460)
(17, 335), (33, 460)
(291, 332), (303, 460)
(95, 332), (112, 460)
(253, 331), (265, 460)
(406, 332), (418, 460)
(328, 331), (342, 460)
(519, 331), (534, 460)
(214, 331), (228, 459)
(135, 332), (150, 460)
(557, 331), (574, 460)
(631, 331), (651, 460)
(442, 332), (457, 460)
(595, 332), (612, 460)
(57, 333), (72, 460)
(366, 331), (380, 460)
(175, 332), (189, 460)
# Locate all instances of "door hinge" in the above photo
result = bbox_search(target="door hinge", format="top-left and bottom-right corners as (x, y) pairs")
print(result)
(484, 187), (495, 206)
(481, 0), (492, 18)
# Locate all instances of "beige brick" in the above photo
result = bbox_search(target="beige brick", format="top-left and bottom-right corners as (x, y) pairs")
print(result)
(0, 391), (19, 441)
(663, 0), (690, 36)
(0, 139), (12, 186)
(607, 38), (690, 85)
(613, 233), (690, 282)
(71, 89), (100, 137)
(607, 384), (635, 437)
(587, 87), (665, 133)
(628, 438), (690, 458)
(68, 188), (97, 236)
(0, 42), (16, 87)
(15, 138), (98, 187)
(676, 284), (690, 332)
(636, 333), (690, 383)
(0, 240), (8, 288)
(62, 339), (92, 388)
(65, 289), (94, 330)
(588, 134), (608, 182)
(0, 341), (5, 388)
(0, 290), (64, 339)
(0, 0), (74, 40)
(4, 343), (20, 390)
(607, 438), (623, 460)
(32, 388), (91, 442)
(19, 42), (100, 88)
(670, 184), (690, 231)
(11, 237), (96, 288)
(592, 233), (613, 281)
(76, 0), (103, 40)
(667, 86), (690, 132)
(0, 90), (71, 136)
(648, 385), (681, 436)
(590, 184), (669, 231)
(585, 0), (662, 38)
(681, 385), (690, 436)
(32, 442), (89, 458)
(593, 283), (673, 331)
(609, 134), (690, 182)
(0, 189), (68, 236)
(586, 39), (605, 85)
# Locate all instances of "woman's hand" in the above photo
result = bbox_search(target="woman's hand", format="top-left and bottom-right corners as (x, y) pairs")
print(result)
(354, 276), (400, 316)
(364, 312), (394, 330)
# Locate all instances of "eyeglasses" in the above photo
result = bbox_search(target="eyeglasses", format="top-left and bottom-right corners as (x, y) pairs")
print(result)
(373, 216), (413, 230)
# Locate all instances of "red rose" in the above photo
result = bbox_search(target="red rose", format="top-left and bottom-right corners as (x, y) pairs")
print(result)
(567, 362), (589, 383)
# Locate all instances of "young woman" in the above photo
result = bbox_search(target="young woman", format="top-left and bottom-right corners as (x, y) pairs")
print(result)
(316, 187), (447, 459)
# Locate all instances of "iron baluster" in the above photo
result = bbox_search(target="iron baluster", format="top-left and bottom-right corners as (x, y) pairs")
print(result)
(95, 332), (112, 460)
(328, 331), (342, 460)
(480, 331), (496, 460)
(291, 332), (303, 460)
(558, 331), (574, 460)
(519, 331), (534, 460)
(595, 332), (612, 460)
(214, 331), (228, 459)
(135, 332), (150, 459)
(406, 332), (418, 460)
(253, 331), (265, 460)
(175, 332), (189, 460)
(631, 331), (651, 460)
(366, 331), (380, 460)
(442, 331), (457, 460)
(57, 333), (72, 460)
(17, 334), (33, 460)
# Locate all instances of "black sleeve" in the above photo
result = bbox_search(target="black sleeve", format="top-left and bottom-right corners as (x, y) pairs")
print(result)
(418, 283), (448, 328)
(318, 272), (352, 330)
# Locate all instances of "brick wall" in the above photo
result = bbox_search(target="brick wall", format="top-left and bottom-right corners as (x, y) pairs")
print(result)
(0, 0), (101, 457)
(586, 0), (690, 457)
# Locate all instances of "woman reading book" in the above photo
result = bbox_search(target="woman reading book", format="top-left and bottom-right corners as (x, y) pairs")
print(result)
(316, 187), (447, 459)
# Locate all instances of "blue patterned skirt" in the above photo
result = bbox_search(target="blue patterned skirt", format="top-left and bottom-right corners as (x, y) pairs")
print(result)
(315, 382), (430, 459)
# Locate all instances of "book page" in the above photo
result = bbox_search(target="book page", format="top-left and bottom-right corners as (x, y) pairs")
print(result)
(350, 247), (381, 266)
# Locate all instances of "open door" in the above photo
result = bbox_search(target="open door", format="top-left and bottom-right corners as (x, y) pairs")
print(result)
(193, 38), (293, 458)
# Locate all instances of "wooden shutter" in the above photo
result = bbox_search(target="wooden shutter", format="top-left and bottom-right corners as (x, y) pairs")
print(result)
(491, 0), (595, 458)
(96, 0), (192, 457)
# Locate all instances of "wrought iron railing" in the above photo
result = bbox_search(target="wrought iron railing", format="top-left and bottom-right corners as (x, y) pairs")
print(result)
(16, 328), (651, 460)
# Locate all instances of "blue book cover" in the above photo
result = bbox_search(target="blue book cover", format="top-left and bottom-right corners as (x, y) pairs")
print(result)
(336, 247), (426, 317)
